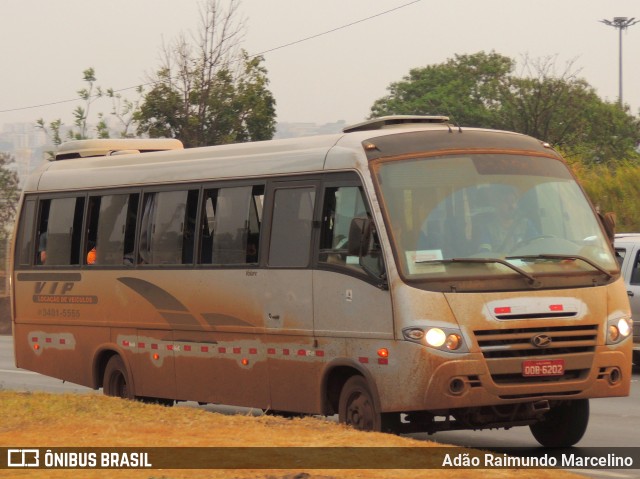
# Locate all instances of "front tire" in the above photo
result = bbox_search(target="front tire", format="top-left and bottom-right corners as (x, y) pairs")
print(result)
(103, 355), (134, 399)
(529, 399), (589, 447)
(338, 376), (381, 432)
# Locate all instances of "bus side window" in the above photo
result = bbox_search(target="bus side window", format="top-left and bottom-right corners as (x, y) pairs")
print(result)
(36, 197), (85, 266)
(86, 193), (139, 266)
(268, 187), (316, 267)
(138, 190), (198, 265)
(199, 189), (217, 264)
(200, 185), (263, 266)
(319, 186), (382, 276)
(14, 199), (36, 267)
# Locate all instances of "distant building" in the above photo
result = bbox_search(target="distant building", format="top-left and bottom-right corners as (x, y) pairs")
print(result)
(0, 123), (49, 186)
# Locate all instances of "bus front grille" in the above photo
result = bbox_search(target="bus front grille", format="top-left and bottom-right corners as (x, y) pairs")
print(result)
(474, 324), (598, 359)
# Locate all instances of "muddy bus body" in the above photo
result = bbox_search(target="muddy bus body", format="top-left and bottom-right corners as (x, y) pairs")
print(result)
(11, 117), (632, 446)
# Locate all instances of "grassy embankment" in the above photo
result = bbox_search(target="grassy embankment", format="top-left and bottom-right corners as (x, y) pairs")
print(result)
(0, 391), (584, 479)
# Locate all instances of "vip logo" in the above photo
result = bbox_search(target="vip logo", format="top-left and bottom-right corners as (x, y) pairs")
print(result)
(7, 449), (39, 467)
(34, 281), (75, 295)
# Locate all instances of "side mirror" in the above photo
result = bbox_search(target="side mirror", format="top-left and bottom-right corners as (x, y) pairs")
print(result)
(348, 217), (373, 257)
(598, 211), (616, 245)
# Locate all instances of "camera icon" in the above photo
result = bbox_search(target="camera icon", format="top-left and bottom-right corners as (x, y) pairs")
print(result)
(7, 449), (40, 467)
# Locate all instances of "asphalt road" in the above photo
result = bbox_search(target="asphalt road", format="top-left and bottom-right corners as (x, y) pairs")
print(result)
(1, 334), (638, 478)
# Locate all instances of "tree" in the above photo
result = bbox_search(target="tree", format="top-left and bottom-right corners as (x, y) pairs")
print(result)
(0, 152), (20, 241)
(135, 0), (276, 147)
(496, 56), (640, 162)
(370, 51), (514, 128)
(370, 51), (640, 163)
(37, 68), (141, 152)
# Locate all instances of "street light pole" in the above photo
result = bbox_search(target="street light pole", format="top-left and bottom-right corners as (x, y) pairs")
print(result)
(600, 17), (639, 106)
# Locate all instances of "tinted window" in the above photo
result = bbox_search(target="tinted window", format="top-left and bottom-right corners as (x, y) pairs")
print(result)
(139, 190), (198, 265)
(36, 197), (85, 266)
(15, 199), (35, 267)
(199, 185), (263, 265)
(86, 193), (139, 266)
(319, 186), (382, 276)
(268, 187), (315, 267)
(631, 251), (640, 285)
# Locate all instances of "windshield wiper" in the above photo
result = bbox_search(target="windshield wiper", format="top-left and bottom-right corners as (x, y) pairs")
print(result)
(505, 254), (613, 280)
(416, 257), (542, 288)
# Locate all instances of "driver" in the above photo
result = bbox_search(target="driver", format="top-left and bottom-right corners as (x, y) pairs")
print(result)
(476, 189), (537, 254)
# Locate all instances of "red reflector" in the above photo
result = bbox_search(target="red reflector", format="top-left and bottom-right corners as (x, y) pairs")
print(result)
(233, 347), (241, 354)
(315, 350), (325, 357)
(151, 344), (158, 350)
(549, 304), (564, 311)
(267, 348), (276, 355)
(217, 347), (225, 353)
(494, 307), (511, 314)
(283, 349), (290, 356)
(358, 357), (369, 364)
(31, 337), (38, 342)
(249, 348), (257, 355)
(297, 349), (306, 356)
(378, 358), (389, 365)
(59, 339), (66, 345)
(45, 338), (52, 343)
(184, 345), (192, 352)
(138, 342), (145, 349)
(202, 346), (210, 353)
(167, 345), (174, 351)
(122, 340), (130, 347)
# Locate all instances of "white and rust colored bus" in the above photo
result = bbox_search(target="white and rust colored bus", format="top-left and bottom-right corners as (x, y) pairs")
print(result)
(10, 116), (633, 446)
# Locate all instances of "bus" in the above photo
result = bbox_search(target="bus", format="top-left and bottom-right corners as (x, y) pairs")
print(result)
(10, 116), (632, 447)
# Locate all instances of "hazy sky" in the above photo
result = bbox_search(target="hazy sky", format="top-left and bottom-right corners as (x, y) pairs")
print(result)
(1, 0), (638, 130)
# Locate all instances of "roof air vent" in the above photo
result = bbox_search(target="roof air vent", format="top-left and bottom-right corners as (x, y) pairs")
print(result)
(342, 115), (450, 133)
(53, 138), (184, 161)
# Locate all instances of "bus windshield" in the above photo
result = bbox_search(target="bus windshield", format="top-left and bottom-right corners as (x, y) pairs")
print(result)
(374, 153), (618, 289)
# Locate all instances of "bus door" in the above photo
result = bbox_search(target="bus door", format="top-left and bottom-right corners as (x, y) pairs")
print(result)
(313, 183), (394, 351)
(262, 181), (319, 413)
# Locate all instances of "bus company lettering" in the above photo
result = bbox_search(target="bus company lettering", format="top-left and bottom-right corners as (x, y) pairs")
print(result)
(32, 282), (98, 305)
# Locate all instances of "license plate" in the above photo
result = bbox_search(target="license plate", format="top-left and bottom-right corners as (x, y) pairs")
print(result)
(522, 359), (565, 377)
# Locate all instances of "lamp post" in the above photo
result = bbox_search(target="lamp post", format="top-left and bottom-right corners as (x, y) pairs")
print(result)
(600, 17), (639, 106)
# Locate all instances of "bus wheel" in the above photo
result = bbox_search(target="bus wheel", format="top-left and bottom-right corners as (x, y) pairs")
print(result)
(103, 355), (134, 400)
(529, 399), (589, 447)
(338, 376), (381, 432)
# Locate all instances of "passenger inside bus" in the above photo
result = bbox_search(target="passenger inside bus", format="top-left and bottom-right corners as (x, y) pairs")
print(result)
(37, 231), (47, 265)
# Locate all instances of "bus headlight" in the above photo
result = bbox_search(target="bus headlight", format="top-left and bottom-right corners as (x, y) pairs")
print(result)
(403, 326), (468, 353)
(606, 317), (632, 345)
(425, 328), (446, 347)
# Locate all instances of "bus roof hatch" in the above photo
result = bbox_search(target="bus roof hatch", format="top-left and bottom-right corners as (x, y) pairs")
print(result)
(342, 115), (450, 133)
(53, 138), (184, 161)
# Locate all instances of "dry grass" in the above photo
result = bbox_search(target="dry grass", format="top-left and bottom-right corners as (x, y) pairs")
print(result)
(0, 391), (583, 479)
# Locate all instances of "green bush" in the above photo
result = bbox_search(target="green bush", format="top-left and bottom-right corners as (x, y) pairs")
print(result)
(570, 159), (640, 232)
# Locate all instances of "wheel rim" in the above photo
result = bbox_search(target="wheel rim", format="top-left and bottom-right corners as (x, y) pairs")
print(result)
(346, 390), (374, 430)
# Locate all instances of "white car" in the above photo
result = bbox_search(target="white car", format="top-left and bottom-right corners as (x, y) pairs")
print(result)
(614, 233), (640, 364)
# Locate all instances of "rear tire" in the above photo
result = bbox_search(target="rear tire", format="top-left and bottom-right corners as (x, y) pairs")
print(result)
(529, 399), (589, 447)
(103, 355), (134, 399)
(338, 376), (381, 432)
